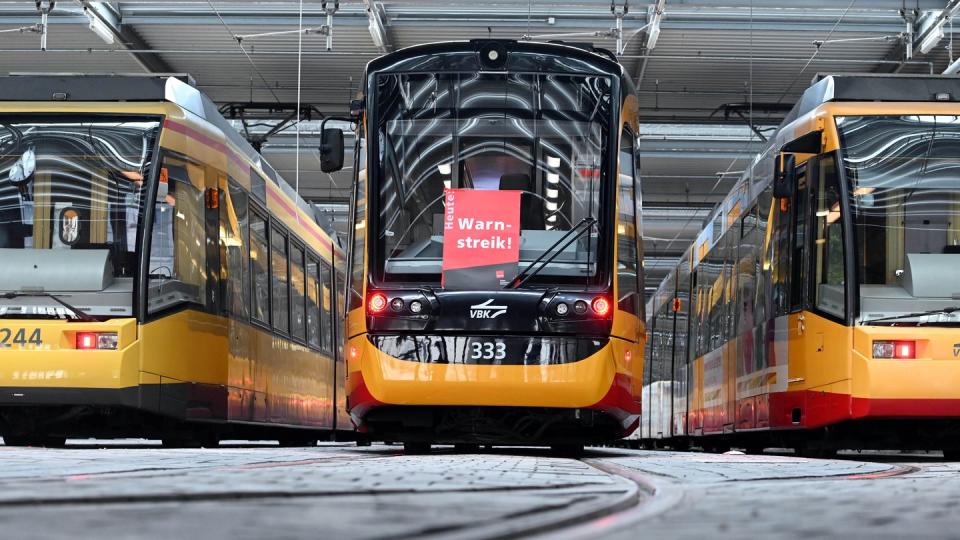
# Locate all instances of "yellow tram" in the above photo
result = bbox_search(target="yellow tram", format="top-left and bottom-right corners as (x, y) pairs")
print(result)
(325, 40), (646, 453)
(0, 74), (349, 447)
(639, 75), (960, 457)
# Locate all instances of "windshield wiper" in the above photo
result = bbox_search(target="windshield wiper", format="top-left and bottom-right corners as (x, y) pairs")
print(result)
(862, 306), (960, 325)
(1, 292), (97, 322)
(507, 217), (596, 289)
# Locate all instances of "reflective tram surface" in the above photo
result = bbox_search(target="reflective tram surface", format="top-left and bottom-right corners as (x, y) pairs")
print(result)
(634, 75), (960, 457)
(337, 40), (646, 451)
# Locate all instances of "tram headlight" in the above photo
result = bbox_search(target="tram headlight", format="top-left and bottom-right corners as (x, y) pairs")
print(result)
(573, 300), (588, 315)
(409, 300), (423, 314)
(873, 340), (916, 359)
(390, 297), (405, 312)
(555, 302), (569, 316)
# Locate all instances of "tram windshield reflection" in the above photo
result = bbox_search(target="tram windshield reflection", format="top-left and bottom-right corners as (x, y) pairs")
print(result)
(0, 117), (160, 278)
(373, 72), (612, 286)
(838, 115), (960, 321)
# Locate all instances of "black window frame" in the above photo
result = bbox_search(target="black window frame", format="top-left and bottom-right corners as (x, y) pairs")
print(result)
(289, 238), (308, 344)
(248, 203), (272, 330)
(269, 219), (291, 336)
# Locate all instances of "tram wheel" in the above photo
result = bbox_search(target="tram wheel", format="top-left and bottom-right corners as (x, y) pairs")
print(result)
(278, 437), (318, 447)
(2, 435), (66, 448)
(403, 441), (432, 455)
(355, 436), (372, 447)
(550, 444), (585, 457)
(454, 443), (480, 453)
(162, 435), (219, 449)
(795, 444), (837, 459)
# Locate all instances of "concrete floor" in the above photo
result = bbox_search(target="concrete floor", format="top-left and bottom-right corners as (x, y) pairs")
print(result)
(0, 440), (956, 539)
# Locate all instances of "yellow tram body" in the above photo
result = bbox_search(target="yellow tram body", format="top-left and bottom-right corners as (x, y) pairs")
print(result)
(341, 41), (646, 447)
(640, 76), (960, 453)
(0, 76), (348, 445)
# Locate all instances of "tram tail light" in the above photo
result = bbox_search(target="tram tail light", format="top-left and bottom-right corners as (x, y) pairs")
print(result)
(873, 340), (916, 359)
(367, 292), (388, 315)
(76, 332), (118, 350)
(591, 296), (611, 317)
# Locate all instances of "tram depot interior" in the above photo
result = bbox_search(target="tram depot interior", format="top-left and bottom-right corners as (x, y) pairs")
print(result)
(5, 1), (960, 452)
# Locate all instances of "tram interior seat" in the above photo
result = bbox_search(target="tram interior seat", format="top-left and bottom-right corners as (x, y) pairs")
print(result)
(860, 253), (960, 320)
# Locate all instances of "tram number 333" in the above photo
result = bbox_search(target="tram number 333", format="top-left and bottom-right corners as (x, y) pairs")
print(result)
(0, 328), (42, 347)
(470, 341), (506, 361)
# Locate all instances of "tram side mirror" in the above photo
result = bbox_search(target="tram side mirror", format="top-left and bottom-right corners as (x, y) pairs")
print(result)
(319, 128), (345, 173)
(774, 153), (796, 199)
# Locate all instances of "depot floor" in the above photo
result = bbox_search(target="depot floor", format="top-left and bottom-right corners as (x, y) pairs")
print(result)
(0, 440), (956, 539)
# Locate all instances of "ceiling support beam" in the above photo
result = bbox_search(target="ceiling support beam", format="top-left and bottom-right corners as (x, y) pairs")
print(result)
(77, 1), (172, 73)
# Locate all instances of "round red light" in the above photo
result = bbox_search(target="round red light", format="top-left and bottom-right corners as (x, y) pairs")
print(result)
(368, 293), (388, 314)
(591, 296), (610, 317)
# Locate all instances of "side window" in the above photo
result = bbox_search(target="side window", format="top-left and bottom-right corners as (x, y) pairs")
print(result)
(306, 255), (321, 348)
(348, 131), (367, 311)
(290, 242), (307, 341)
(789, 164), (809, 312)
(813, 155), (846, 318)
(249, 210), (270, 324)
(223, 179), (249, 318)
(772, 183), (792, 317)
(336, 271), (346, 359)
(147, 154), (207, 314)
(271, 225), (289, 333)
(320, 261), (334, 352)
(617, 127), (640, 315)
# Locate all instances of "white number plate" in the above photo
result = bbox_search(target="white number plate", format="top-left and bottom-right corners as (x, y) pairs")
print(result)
(469, 340), (506, 361)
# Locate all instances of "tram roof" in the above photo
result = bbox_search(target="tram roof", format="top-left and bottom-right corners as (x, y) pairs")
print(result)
(0, 73), (331, 235)
(363, 39), (634, 95)
(783, 74), (960, 127)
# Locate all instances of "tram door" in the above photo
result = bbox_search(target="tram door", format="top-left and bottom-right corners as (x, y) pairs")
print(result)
(785, 162), (811, 423)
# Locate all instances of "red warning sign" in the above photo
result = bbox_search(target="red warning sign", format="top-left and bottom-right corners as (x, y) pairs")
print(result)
(441, 188), (521, 289)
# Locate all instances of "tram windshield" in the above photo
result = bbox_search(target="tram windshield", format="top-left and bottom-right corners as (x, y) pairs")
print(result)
(837, 115), (960, 321)
(373, 71), (611, 286)
(0, 116), (160, 281)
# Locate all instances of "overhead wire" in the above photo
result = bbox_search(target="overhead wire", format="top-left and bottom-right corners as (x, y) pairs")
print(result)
(206, 0), (283, 105)
(776, 0), (857, 105)
(656, 0), (758, 259)
(295, 0), (303, 213)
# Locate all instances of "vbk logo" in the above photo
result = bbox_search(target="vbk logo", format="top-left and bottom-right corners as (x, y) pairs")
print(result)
(469, 299), (507, 319)
(954, 343), (960, 358)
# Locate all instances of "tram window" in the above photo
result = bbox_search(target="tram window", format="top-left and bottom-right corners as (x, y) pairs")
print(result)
(290, 242), (306, 341)
(789, 165), (809, 312)
(374, 71), (608, 287)
(249, 210), (270, 324)
(320, 261), (333, 353)
(771, 185), (792, 317)
(271, 226), (290, 334)
(348, 132), (366, 311)
(306, 255), (321, 349)
(224, 180), (249, 319)
(250, 170), (266, 204)
(147, 154), (206, 314)
(0, 117), (158, 280)
(335, 271), (346, 359)
(617, 128), (641, 315)
(813, 156), (845, 318)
